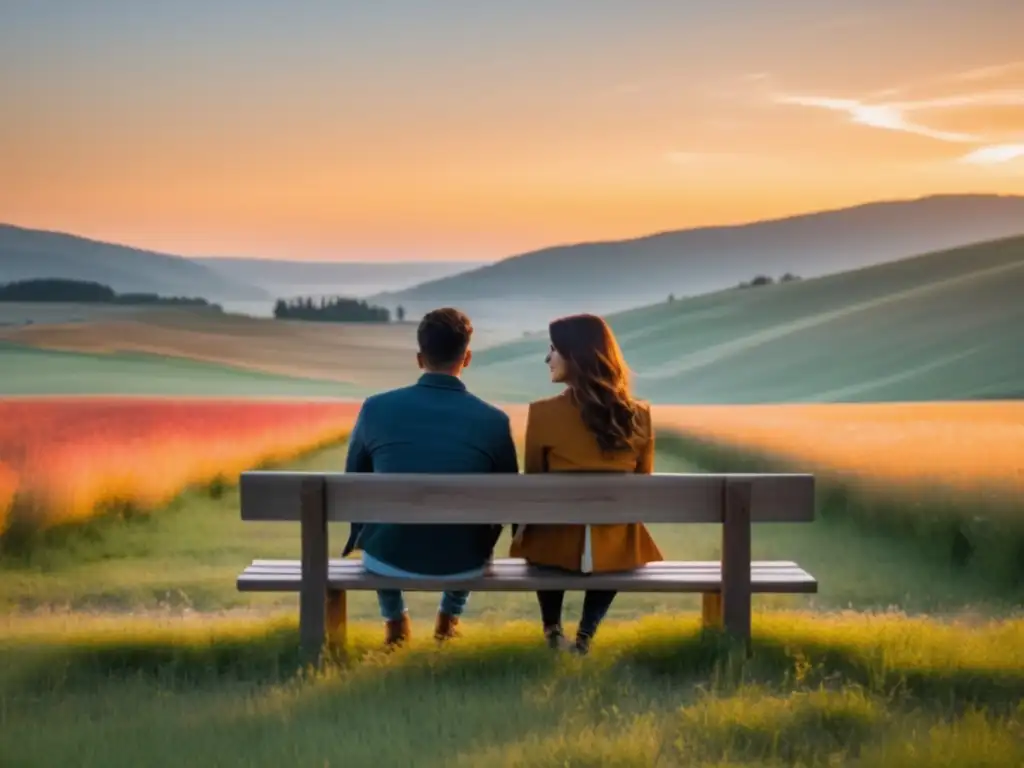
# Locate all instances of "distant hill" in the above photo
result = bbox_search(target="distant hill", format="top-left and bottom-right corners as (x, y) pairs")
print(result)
(195, 257), (488, 302)
(466, 234), (1024, 404)
(0, 224), (267, 301)
(374, 194), (1024, 330)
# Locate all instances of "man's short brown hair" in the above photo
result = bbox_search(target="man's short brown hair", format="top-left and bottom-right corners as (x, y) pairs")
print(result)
(417, 307), (473, 368)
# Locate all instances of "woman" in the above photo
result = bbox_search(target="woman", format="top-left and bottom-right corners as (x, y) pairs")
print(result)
(510, 313), (663, 654)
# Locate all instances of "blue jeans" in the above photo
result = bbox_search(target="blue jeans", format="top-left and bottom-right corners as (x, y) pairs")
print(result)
(361, 552), (482, 622)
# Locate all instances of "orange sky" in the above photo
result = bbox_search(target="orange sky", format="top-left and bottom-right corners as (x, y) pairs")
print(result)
(1, 1), (1023, 262)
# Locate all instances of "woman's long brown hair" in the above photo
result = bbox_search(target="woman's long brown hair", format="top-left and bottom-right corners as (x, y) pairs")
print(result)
(549, 314), (643, 453)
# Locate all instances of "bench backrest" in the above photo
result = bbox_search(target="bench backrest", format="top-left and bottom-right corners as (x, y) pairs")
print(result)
(240, 472), (815, 524)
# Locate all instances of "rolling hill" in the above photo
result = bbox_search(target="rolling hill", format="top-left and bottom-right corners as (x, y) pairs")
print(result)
(373, 194), (1024, 331)
(0, 224), (267, 301)
(465, 234), (1024, 404)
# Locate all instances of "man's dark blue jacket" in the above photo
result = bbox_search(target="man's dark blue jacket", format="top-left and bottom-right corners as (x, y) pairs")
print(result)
(340, 372), (520, 574)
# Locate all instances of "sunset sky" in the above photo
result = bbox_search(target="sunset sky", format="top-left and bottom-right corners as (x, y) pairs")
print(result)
(2, 0), (1023, 262)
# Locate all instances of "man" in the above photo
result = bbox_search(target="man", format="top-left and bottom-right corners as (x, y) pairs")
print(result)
(341, 307), (519, 646)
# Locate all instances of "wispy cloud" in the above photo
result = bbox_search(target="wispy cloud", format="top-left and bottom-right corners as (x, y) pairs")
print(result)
(951, 61), (1024, 82)
(773, 72), (1024, 166)
(858, 62), (1024, 104)
(895, 90), (1024, 110)
(960, 143), (1024, 165)
(775, 95), (979, 143)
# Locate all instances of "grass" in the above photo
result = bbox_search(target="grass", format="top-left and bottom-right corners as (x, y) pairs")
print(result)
(467, 234), (1024, 404)
(0, 398), (360, 540)
(650, 404), (1024, 586)
(1, 611), (1022, 766)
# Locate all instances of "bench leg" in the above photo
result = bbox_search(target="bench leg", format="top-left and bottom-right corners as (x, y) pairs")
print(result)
(300, 588), (346, 667)
(721, 479), (753, 648)
(701, 592), (723, 631)
(326, 589), (347, 654)
(299, 477), (329, 668)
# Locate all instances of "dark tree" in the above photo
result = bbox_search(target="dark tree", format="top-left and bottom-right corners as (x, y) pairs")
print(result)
(272, 295), (391, 323)
(0, 278), (220, 310)
(0, 278), (116, 303)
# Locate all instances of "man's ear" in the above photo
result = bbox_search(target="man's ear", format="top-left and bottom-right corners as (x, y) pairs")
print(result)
(463, 348), (473, 369)
(416, 352), (425, 370)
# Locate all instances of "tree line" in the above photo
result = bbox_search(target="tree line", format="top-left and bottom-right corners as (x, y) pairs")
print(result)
(0, 278), (222, 309)
(666, 272), (802, 303)
(736, 272), (801, 289)
(273, 295), (403, 324)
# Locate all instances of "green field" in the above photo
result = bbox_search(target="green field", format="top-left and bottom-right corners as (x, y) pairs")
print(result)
(2, 440), (1023, 766)
(0, 343), (361, 398)
(468, 235), (1024, 403)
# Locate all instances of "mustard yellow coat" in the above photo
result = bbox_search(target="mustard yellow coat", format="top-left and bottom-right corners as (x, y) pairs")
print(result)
(509, 390), (664, 573)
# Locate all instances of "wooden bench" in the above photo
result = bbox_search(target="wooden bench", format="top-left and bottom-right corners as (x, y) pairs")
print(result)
(237, 472), (817, 664)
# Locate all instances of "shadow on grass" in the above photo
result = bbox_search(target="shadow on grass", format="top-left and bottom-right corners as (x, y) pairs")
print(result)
(0, 495), (192, 566)
(5, 614), (1023, 712)
(626, 628), (1024, 711)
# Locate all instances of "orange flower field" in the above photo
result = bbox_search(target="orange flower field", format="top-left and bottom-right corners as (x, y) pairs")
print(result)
(654, 401), (1024, 509)
(0, 397), (361, 535)
(0, 460), (17, 534)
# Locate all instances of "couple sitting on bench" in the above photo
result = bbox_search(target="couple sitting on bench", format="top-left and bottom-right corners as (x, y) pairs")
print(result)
(341, 307), (663, 654)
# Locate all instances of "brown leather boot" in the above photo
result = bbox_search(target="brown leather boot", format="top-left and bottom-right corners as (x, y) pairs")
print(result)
(544, 624), (571, 651)
(573, 631), (592, 656)
(434, 612), (460, 642)
(384, 613), (411, 647)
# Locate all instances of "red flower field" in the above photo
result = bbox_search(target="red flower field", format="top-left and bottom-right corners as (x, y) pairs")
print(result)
(0, 397), (361, 535)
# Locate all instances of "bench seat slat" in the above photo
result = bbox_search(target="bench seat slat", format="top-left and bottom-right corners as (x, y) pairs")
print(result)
(237, 558), (818, 594)
(245, 561), (798, 573)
